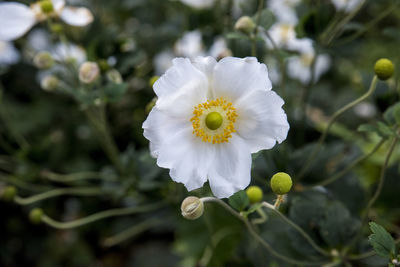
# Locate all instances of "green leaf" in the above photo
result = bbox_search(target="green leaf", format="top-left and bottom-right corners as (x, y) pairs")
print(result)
(377, 122), (394, 137)
(384, 102), (400, 125)
(225, 32), (249, 40)
(228, 190), (249, 211)
(368, 222), (396, 259)
(358, 124), (379, 133)
(253, 9), (275, 30)
(103, 82), (128, 102)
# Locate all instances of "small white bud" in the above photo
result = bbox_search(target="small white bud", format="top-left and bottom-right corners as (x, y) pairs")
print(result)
(79, 61), (100, 84)
(40, 75), (59, 91)
(181, 196), (204, 220)
(106, 69), (123, 84)
(235, 16), (256, 35)
(33, 52), (54, 69)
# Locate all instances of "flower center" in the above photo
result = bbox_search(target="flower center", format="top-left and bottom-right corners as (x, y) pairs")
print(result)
(190, 98), (238, 144)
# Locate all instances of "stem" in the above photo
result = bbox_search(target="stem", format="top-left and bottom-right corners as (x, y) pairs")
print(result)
(250, 0), (265, 57)
(0, 175), (53, 193)
(303, 138), (386, 189)
(201, 197), (329, 266)
(41, 202), (164, 229)
(262, 201), (330, 256)
(102, 218), (163, 247)
(297, 75), (378, 181)
(273, 195), (284, 209)
(343, 135), (398, 254)
(41, 170), (115, 183)
(14, 187), (101, 205)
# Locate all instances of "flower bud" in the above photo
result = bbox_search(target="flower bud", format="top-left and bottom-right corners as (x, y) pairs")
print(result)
(181, 196), (204, 220)
(33, 51), (54, 69)
(106, 69), (123, 84)
(39, 0), (54, 13)
(29, 208), (43, 224)
(50, 23), (63, 34)
(246, 185), (263, 203)
(149, 76), (159, 88)
(374, 58), (394, 80)
(235, 16), (256, 35)
(79, 61), (100, 84)
(270, 172), (292, 195)
(41, 75), (59, 91)
(1, 186), (17, 201)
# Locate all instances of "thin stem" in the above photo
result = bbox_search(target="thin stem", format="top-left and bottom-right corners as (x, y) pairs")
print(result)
(41, 170), (115, 183)
(262, 201), (330, 257)
(102, 218), (163, 247)
(303, 138), (386, 189)
(201, 197), (329, 266)
(0, 175), (53, 193)
(14, 187), (101, 205)
(41, 202), (164, 229)
(297, 75), (378, 181)
(343, 135), (398, 254)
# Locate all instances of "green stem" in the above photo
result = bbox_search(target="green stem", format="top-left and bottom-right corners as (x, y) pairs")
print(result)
(41, 170), (115, 183)
(343, 135), (398, 254)
(41, 202), (164, 229)
(303, 138), (386, 189)
(14, 187), (101, 205)
(261, 201), (330, 257)
(0, 175), (53, 193)
(201, 197), (329, 266)
(297, 75), (378, 181)
(102, 218), (163, 247)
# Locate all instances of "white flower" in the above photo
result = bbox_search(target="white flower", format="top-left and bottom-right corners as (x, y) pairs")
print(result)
(174, 30), (205, 58)
(153, 50), (175, 75)
(287, 51), (331, 84)
(143, 56), (289, 198)
(0, 0), (93, 41)
(51, 42), (87, 64)
(266, 23), (313, 53)
(180, 0), (215, 9)
(331, 0), (364, 12)
(267, 0), (301, 24)
(0, 41), (20, 66)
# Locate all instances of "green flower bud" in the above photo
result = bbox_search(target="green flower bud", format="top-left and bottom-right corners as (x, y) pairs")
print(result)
(246, 185), (263, 203)
(33, 51), (54, 69)
(149, 76), (159, 88)
(40, 0), (54, 14)
(79, 61), (100, 84)
(41, 75), (59, 91)
(235, 16), (256, 35)
(374, 58), (394, 80)
(270, 172), (292, 195)
(29, 208), (44, 224)
(50, 23), (63, 34)
(181, 196), (204, 220)
(2, 186), (17, 201)
(98, 59), (110, 72)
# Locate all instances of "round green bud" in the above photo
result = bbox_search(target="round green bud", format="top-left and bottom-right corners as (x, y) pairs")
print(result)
(181, 196), (204, 220)
(246, 186), (263, 203)
(2, 186), (17, 201)
(33, 51), (54, 69)
(205, 112), (223, 130)
(40, 0), (54, 13)
(234, 16), (256, 35)
(270, 172), (292, 195)
(29, 208), (44, 224)
(50, 23), (63, 34)
(374, 58), (394, 80)
(149, 76), (159, 88)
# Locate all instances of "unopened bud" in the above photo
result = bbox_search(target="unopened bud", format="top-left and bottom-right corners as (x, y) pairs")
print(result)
(149, 76), (159, 88)
(41, 75), (59, 91)
(246, 185), (263, 203)
(181, 196), (204, 220)
(145, 97), (157, 114)
(106, 69), (123, 84)
(79, 61), (100, 84)
(270, 172), (292, 195)
(2, 186), (17, 201)
(34, 51), (54, 69)
(39, 0), (54, 13)
(50, 23), (63, 34)
(235, 16), (256, 35)
(29, 208), (43, 224)
(374, 58), (394, 80)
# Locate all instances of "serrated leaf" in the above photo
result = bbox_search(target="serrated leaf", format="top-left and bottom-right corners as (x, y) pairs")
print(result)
(228, 190), (249, 211)
(383, 103), (400, 125)
(368, 222), (396, 259)
(377, 122), (394, 137)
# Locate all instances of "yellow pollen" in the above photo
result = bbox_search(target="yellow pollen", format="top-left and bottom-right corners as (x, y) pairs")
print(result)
(190, 97), (238, 144)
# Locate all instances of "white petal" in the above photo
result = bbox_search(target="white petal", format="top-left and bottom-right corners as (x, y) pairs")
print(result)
(0, 41), (20, 65)
(174, 30), (205, 58)
(208, 135), (252, 198)
(51, 42), (87, 64)
(0, 2), (36, 41)
(211, 57), (272, 103)
(235, 90), (289, 153)
(60, 6), (93, 27)
(192, 56), (216, 82)
(52, 0), (65, 13)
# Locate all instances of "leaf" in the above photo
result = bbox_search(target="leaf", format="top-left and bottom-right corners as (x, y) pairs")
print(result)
(384, 102), (400, 125)
(225, 32), (249, 40)
(103, 82), (128, 102)
(377, 122), (394, 138)
(253, 9), (275, 30)
(358, 124), (379, 133)
(228, 190), (249, 211)
(368, 222), (396, 259)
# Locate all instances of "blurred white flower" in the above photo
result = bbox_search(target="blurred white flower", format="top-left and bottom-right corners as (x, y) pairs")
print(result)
(51, 42), (87, 64)
(180, 0), (215, 9)
(331, 0), (364, 12)
(143, 56), (289, 198)
(0, 41), (20, 66)
(0, 0), (93, 41)
(174, 30), (205, 58)
(267, 0), (301, 24)
(354, 102), (377, 118)
(208, 37), (231, 59)
(153, 50), (174, 75)
(79, 61), (100, 84)
(27, 29), (51, 52)
(287, 51), (331, 84)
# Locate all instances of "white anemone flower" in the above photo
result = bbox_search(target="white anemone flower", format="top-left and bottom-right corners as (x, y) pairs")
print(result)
(0, 0), (93, 41)
(174, 31), (205, 58)
(331, 0), (364, 13)
(267, 0), (301, 24)
(180, 0), (215, 9)
(0, 41), (20, 66)
(143, 56), (289, 198)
